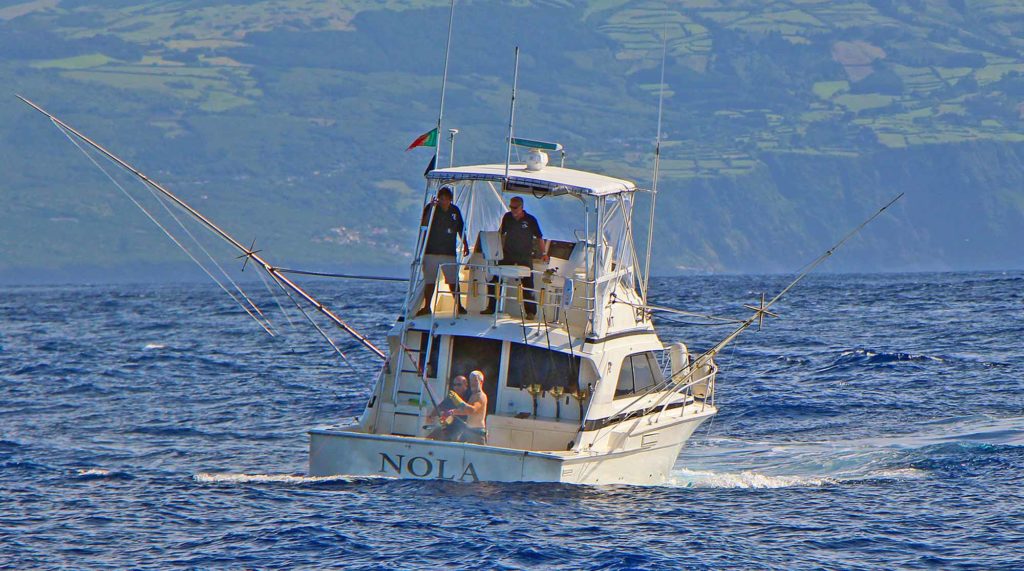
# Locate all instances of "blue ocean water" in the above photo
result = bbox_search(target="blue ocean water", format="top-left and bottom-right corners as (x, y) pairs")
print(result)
(1, 272), (1022, 569)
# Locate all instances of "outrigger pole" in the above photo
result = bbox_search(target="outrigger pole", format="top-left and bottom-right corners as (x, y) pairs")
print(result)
(703, 191), (904, 362)
(617, 192), (905, 419)
(17, 95), (386, 361)
(653, 191), (907, 407)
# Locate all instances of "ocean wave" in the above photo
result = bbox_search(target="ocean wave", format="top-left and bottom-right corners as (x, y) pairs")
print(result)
(12, 363), (53, 376)
(73, 468), (133, 481)
(130, 425), (210, 438)
(814, 348), (946, 373)
(837, 348), (944, 365)
(53, 382), (108, 396)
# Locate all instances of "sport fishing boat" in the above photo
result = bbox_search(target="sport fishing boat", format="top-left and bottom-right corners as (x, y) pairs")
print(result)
(17, 12), (899, 485)
(309, 150), (719, 485)
(18, 95), (897, 485)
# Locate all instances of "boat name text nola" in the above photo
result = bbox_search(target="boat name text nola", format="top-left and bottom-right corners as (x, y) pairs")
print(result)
(378, 452), (480, 482)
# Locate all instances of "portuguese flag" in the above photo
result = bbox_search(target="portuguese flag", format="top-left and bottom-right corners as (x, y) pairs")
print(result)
(406, 127), (438, 151)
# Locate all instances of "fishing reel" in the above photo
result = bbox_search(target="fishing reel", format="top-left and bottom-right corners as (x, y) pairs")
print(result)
(438, 409), (456, 426)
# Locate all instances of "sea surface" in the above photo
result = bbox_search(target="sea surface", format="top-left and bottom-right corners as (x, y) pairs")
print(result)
(1, 272), (1022, 569)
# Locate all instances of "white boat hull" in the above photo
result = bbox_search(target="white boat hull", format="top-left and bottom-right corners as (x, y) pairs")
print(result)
(309, 410), (712, 485)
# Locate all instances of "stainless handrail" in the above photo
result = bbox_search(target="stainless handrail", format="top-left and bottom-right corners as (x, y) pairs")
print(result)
(422, 262), (599, 319)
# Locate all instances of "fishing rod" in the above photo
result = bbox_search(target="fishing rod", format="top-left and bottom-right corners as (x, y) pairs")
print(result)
(18, 95), (386, 361)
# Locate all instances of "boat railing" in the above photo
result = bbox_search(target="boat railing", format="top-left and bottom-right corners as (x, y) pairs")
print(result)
(610, 358), (717, 429)
(651, 361), (717, 422)
(425, 262), (598, 328)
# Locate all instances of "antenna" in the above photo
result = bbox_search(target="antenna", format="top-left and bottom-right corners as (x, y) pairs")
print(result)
(641, 24), (669, 308)
(448, 128), (459, 166)
(504, 46), (520, 186)
(435, 0), (457, 168)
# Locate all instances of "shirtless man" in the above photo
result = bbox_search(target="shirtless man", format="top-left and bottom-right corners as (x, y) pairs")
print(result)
(461, 370), (489, 445)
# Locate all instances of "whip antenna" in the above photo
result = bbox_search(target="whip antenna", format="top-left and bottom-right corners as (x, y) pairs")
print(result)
(435, 0), (456, 168)
(503, 46), (520, 186)
(641, 22), (670, 308)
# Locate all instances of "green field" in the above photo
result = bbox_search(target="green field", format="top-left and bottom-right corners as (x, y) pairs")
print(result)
(3, 0), (1024, 274)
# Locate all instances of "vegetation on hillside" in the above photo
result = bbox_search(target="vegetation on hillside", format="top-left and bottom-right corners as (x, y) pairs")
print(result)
(1, 0), (1022, 276)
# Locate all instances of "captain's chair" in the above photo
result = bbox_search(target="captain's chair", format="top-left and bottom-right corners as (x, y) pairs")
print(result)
(478, 230), (529, 314)
(479, 231), (529, 279)
(479, 230), (503, 263)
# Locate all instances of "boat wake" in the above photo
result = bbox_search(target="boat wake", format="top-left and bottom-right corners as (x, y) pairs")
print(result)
(669, 415), (1024, 489)
(192, 472), (356, 485)
(667, 469), (839, 489)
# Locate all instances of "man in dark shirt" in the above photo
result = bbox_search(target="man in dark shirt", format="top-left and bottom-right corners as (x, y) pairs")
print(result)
(483, 196), (548, 319)
(418, 186), (469, 316)
(425, 374), (470, 441)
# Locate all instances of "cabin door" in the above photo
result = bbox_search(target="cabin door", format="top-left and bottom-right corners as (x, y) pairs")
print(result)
(450, 336), (502, 413)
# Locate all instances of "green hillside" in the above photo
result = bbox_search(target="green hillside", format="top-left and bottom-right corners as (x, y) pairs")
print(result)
(2, 0), (1023, 280)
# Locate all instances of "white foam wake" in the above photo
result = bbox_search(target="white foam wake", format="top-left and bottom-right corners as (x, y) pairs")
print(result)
(859, 467), (928, 480)
(668, 468), (836, 489)
(193, 472), (353, 485)
(668, 415), (1024, 489)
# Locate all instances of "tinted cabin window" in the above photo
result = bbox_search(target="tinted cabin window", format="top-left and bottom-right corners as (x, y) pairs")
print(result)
(507, 342), (581, 392)
(615, 352), (663, 398)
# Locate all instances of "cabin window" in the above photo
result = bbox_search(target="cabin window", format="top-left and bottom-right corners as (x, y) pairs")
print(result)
(450, 336), (502, 414)
(615, 352), (663, 398)
(507, 342), (581, 392)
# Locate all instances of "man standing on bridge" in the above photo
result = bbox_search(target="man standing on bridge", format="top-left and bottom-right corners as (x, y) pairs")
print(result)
(482, 196), (548, 319)
(418, 186), (469, 316)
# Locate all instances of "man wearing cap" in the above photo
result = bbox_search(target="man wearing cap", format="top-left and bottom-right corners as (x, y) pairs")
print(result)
(418, 186), (469, 316)
(460, 370), (489, 445)
(483, 196), (548, 319)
